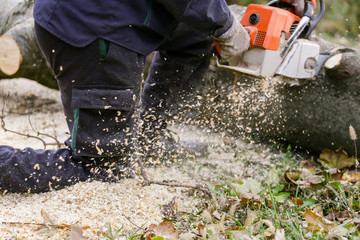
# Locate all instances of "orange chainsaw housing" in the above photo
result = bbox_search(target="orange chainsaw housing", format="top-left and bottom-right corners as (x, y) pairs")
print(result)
(240, 4), (301, 51)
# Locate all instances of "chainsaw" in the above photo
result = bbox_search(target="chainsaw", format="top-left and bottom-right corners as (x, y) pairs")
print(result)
(215, 0), (326, 80)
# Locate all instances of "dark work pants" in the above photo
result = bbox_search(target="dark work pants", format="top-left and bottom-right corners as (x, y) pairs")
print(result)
(141, 23), (214, 122)
(0, 22), (213, 193)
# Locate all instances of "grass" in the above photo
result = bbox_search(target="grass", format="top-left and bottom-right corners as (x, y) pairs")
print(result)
(102, 144), (360, 239)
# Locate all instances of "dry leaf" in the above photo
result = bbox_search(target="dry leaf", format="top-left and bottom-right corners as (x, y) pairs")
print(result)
(341, 170), (360, 182)
(305, 175), (324, 185)
(289, 197), (304, 206)
(238, 192), (261, 205)
(41, 209), (55, 225)
(228, 231), (252, 240)
(207, 223), (226, 235)
(318, 148), (356, 170)
(202, 209), (213, 222)
(58, 223), (90, 231)
(313, 205), (323, 216)
(274, 229), (285, 240)
(299, 160), (319, 171)
(284, 171), (309, 188)
(70, 224), (84, 240)
(304, 208), (337, 233)
(147, 221), (177, 240)
(198, 222), (206, 238)
(212, 210), (222, 220)
(244, 209), (257, 229)
(261, 220), (275, 237)
(229, 204), (238, 216)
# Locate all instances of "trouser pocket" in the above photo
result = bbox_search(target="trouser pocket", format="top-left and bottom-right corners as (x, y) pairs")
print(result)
(71, 87), (136, 157)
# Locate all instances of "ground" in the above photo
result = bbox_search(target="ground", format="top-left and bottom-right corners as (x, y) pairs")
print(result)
(0, 78), (286, 239)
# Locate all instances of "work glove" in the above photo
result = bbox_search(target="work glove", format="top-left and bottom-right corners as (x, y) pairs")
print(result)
(291, 0), (305, 17)
(212, 11), (250, 60)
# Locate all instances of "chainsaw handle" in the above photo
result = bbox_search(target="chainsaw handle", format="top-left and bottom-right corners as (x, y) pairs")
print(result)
(211, 39), (222, 59)
(302, 0), (325, 37)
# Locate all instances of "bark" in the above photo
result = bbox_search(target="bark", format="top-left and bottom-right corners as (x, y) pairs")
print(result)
(0, 0), (56, 89)
(1, 2), (360, 156)
(199, 7), (360, 156)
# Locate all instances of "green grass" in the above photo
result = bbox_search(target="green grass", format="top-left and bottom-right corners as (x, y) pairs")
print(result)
(102, 145), (360, 239)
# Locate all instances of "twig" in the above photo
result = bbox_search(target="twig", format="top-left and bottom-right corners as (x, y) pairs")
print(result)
(121, 214), (143, 230)
(146, 179), (211, 196)
(0, 91), (62, 149)
(28, 115), (62, 148)
(137, 156), (212, 197)
(1, 221), (66, 229)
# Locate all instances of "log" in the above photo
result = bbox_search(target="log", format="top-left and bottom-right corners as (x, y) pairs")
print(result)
(1, 2), (360, 156)
(199, 6), (360, 156)
(0, 0), (56, 89)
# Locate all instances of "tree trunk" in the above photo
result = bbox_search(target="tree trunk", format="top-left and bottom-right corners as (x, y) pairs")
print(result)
(0, 0), (57, 89)
(197, 5), (360, 156)
(1, 2), (360, 156)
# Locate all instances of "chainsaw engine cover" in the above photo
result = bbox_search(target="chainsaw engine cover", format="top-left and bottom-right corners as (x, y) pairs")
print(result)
(215, 3), (322, 80)
(241, 4), (301, 50)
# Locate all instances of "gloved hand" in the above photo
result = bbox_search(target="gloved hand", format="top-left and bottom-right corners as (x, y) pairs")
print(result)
(291, 0), (305, 17)
(212, 12), (250, 60)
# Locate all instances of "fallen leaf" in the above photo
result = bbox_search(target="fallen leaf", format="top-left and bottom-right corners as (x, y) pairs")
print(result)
(341, 170), (360, 182)
(284, 171), (309, 188)
(274, 228), (285, 240)
(289, 197), (304, 206)
(244, 209), (257, 229)
(313, 205), (323, 216)
(198, 222), (206, 238)
(58, 223), (90, 231)
(41, 209), (55, 225)
(70, 224), (84, 240)
(238, 192), (261, 205)
(299, 160), (319, 171)
(305, 175), (324, 185)
(202, 209), (213, 223)
(261, 220), (275, 237)
(231, 178), (262, 195)
(304, 208), (337, 233)
(274, 192), (290, 203)
(318, 148), (356, 170)
(147, 221), (177, 240)
(228, 231), (252, 240)
(229, 203), (238, 216)
(212, 210), (222, 220)
(325, 226), (349, 240)
(206, 223), (226, 235)
(265, 166), (280, 186)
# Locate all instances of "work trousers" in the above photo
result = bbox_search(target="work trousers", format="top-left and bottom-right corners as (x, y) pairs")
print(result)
(0, 22), (213, 193)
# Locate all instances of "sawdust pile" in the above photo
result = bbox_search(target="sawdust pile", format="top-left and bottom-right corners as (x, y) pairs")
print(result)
(0, 78), (285, 239)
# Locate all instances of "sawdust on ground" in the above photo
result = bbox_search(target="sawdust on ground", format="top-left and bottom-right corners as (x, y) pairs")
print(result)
(0, 78), (286, 239)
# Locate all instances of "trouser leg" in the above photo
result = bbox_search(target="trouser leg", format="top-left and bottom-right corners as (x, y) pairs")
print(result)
(139, 24), (213, 163)
(0, 146), (96, 193)
(35, 23), (145, 158)
(141, 23), (213, 124)
(0, 23), (145, 193)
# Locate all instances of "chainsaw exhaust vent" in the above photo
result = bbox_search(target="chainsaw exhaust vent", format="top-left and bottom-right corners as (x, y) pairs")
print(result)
(290, 22), (299, 33)
(254, 31), (266, 46)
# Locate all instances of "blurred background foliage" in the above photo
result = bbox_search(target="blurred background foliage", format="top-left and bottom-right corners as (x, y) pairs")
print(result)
(226, 0), (360, 47)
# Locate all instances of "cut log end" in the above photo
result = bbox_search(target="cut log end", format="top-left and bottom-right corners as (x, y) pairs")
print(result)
(0, 35), (22, 75)
(324, 53), (342, 69)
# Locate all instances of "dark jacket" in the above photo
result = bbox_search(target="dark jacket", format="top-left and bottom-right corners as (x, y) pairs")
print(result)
(33, 0), (233, 55)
